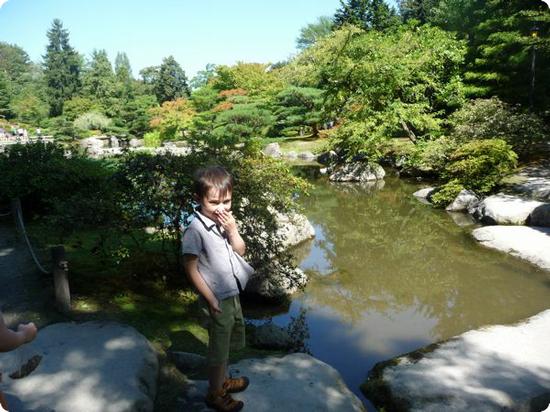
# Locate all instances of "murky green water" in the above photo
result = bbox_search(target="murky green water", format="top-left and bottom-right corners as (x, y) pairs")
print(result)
(245, 173), (550, 410)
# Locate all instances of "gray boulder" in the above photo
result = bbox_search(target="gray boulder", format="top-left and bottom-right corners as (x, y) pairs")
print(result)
(283, 150), (298, 159)
(263, 143), (282, 158)
(248, 323), (292, 350)
(298, 151), (317, 161)
(317, 150), (338, 165)
(472, 225), (550, 270)
(181, 354), (365, 412)
(0, 321), (158, 412)
(446, 189), (479, 212)
(413, 187), (435, 205)
(275, 211), (315, 249)
(246, 262), (308, 300)
(80, 137), (104, 156)
(129, 138), (144, 148)
(329, 162), (385, 182)
(362, 309), (550, 412)
(528, 203), (550, 227)
(170, 351), (207, 371)
(471, 194), (543, 225)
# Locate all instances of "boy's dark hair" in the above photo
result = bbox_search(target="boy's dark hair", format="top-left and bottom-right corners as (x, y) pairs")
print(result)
(193, 166), (233, 199)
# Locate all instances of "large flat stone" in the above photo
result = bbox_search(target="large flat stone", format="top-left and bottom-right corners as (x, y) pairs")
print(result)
(471, 194), (543, 225)
(363, 310), (550, 412)
(472, 225), (550, 270)
(181, 353), (366, 411)
(0, 322), (158, 412)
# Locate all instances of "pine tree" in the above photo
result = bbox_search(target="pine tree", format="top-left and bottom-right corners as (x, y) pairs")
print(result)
(333, 0), (398, 31)
(398, 0), (438, 24)
(0, 71), (12, 118)
(42, 19), (82, 116)
(115, 52), (133, 83)
(433, 0), (550, 107)
(154, 56), (190, 103)
(83, 49), (115, 103)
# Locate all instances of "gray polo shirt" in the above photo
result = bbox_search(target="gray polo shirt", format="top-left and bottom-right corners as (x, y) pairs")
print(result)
(181, 210), (255, 300)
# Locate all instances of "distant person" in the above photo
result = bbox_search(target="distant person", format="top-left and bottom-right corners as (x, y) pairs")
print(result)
(0, 312), (37, 411)
(182, 166), (254, 412)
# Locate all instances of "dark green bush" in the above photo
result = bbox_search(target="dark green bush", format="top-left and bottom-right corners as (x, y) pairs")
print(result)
(430, 180), (464, 208)
(449, 98), (549, 158)
(443, 139), (517, 194)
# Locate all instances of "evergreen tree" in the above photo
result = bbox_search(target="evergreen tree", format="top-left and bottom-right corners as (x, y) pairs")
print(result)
(398, 0), (438, 24)
(433, 0), (550, 107)
(154, 56), (190, 103)
(42, 19), (82, 116)
(114, 52), (133, 82)
(333, 0), (399, 31)
(83, 49), (115, 103)
(0, 71), (12, 118)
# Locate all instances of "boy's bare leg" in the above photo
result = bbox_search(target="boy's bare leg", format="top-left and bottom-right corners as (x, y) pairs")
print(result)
(208, 362), (226, 392)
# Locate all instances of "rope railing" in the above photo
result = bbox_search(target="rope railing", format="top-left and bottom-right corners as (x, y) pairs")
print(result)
(11, 199), (50, 275)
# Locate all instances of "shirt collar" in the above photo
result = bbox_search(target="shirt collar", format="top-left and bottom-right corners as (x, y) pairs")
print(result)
(194, 209), (219, 232)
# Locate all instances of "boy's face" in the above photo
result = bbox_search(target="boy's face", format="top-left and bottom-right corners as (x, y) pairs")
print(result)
(197, 188), (232, 224)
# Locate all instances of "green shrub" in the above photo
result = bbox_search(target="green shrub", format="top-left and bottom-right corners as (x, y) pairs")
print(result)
(329, 120), (386, 161)
(0, 141), (119, 233)
(449, 98), (548, 158)
(143, 131), (161, 147)
(74, 111), (112, 131)
(443, 139), (517, 194)
(430, 180), (464, 208)
(404, 136), (458, 175)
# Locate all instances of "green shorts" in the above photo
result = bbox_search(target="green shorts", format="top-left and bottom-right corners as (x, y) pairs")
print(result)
(203, 295), (246, 366)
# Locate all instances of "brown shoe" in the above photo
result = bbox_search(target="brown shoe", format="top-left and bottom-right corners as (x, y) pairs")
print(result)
(223, 376), (250, 393)
(205, 389), (244, 412)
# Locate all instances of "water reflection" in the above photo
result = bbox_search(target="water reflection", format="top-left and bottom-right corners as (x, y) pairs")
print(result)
(254, 175), (550, 408)
(295, 176), (550, 340)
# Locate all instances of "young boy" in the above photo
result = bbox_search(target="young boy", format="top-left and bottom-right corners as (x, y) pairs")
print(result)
(0, 312), (37, 411)
(182, 166), (254, 412)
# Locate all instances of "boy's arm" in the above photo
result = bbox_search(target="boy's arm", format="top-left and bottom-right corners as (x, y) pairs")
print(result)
(183, 254), (221, 314)
(0, 314), (37, 352)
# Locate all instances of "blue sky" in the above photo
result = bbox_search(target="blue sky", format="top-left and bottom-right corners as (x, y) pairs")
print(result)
(0, 0), (398, 79)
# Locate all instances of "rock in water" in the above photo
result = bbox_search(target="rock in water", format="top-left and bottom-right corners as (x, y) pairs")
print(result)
(329, 162), (385, 182)
(362, 310), (550, 412)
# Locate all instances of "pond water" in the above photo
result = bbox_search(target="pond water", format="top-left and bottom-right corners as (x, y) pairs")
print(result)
(245, 173), (550, 410)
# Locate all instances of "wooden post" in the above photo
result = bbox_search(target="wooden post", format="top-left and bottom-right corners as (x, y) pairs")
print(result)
(51, 246), (71, 313)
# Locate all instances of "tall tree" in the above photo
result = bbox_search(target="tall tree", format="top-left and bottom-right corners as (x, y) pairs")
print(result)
(154, 56), (190, 103)
(398, 0), (438, 24)
(432, 0), (550, 107)
(0, 71), (12, 118)
(83, 49), (115, 103)
(296, 16), (333, 50)
(0, 42), (32, 83)
(114, 52), (133, 82)
(333, 0), (399, 31)
(42, 19), (82, 116)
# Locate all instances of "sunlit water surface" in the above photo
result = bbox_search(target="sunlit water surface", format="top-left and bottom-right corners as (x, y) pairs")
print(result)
(244, 174), (550, 410)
